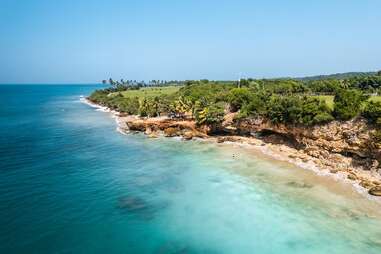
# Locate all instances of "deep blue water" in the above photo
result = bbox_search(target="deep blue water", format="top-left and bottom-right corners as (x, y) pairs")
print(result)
(1, 85), (381, 254)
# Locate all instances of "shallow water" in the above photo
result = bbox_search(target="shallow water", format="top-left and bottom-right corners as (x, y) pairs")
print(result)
(1, 85), (381, 254)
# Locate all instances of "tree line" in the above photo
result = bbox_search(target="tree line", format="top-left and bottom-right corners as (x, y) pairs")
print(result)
(90, 72), (381, 128)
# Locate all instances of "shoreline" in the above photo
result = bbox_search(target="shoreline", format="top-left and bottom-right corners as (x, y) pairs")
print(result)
(81, 97), (381, 203)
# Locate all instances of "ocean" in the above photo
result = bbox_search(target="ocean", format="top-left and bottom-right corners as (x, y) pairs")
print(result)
(1, 84), (381, 254)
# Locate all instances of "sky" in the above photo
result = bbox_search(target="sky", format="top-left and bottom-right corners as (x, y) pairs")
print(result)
(0, 0), (380, 83)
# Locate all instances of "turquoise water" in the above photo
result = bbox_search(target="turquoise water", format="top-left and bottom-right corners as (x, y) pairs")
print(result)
(1, 85), (381, 254)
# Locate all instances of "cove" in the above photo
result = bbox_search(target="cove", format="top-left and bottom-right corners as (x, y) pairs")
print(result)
(1, 85), (381, 254)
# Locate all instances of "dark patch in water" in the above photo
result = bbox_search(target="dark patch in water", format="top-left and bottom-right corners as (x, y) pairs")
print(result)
(133, 173), (185, 194)
(340, 208), (362, 220)
(118, 196), (147, 210)
(155, 243), (190, 254)
(117, 195), (170, 220)
(364, 238), (381, 248)
(154, 242), (220, 254)
(286, 181), (313, 189)
(286, 239), (313, 250)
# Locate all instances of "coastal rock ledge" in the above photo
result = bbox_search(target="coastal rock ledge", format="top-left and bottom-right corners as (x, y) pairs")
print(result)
(369, 186), (381, 196)
(117, 114), (381, 197)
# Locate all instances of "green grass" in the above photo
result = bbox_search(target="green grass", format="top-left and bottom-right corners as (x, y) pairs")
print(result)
(369, 96), (381, 103)
(313, 95), (381, 110)
(314, 95), (334, 110)
(111, 86), (181, 99)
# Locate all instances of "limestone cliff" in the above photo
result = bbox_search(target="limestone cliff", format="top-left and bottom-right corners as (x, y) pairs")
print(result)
(119, 114), (381, 196)
(227, 116), (381, 174)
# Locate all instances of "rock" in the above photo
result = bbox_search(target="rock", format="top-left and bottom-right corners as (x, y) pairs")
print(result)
(182, 131), (194, 140)
(347, 173), (358, 181)
(368, 186), (381, 196)
(148, 133), (158, 138)
(370, 160), (380, 172)
(216, 136), (240, 143)
(217, 137), (224, 143)
(359, 180), (375, 189)
(234, 117), (381, 176)
(144, 127), (152, 135)
(286, 181), (313, 189)
(118, 196), (147, 211)
(164, 127), (180, 137)
(127, 121), (147, 131)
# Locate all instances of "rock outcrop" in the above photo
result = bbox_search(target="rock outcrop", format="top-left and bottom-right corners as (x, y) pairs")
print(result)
(227, 116), (381, 173)
(119, 114), (381, 196)
(121, 117), (208, 139)
(369, 186), (381, 196)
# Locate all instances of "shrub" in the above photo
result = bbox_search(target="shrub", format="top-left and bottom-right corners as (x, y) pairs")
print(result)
(139, 98), (159, 117)
(346, 76), (381, 91)
(239, 92), (268, 118)
(88, 90), (109, 105)
(257, 79), (308, 94)
(306, 80), (343, 94)
(300, 97), (334, 125)
(227, 88), (253, 112)
(333, 89), (368, 120)
(195, 102), (225, 125)
(362, 101), (381, 126)
(264, 96), (333, 125)
(118, 97), (140, 115)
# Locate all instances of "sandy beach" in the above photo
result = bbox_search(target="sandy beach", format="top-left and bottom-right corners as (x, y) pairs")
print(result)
(82, 97), (381, 202)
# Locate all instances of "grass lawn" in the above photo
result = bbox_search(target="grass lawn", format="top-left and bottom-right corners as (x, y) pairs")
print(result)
(313, 95), (381, 110)
(315, 95), (334, 109)
(111, 86), (181, 99)
(369, 96), (381, 103)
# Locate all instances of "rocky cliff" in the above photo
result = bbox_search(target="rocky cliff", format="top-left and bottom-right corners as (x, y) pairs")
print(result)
(120, 114), (381, 196)
(228, 117), (381, 173)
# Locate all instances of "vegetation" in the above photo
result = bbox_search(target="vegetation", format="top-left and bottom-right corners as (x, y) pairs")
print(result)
(362, 101), (381, 126)
(116, 86), (180, 99)
(89, 71), (381, 127)
(333, 89), (368, 120)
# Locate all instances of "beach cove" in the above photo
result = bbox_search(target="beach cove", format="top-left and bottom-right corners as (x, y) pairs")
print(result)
(84, 96), (381, 203)
(1, 85), (381, 254)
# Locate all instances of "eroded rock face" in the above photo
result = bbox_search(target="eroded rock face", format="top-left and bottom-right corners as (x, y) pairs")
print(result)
(229, 117), (381, 173)
(122, 115), (381, 185)
(123, 117), (208, 139)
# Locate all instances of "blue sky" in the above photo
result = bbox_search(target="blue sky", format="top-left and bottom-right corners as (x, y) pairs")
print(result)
(0, 0), (380, 83)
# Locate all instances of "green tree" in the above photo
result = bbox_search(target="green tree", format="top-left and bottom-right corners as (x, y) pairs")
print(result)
(265, 95), (333, 125)
(118, 97), (139, 115)
(362, 101), (381, 126)
(238, 92), (269, 118)
(194, 102), (225, 125)
(333, 89), (368, 120)
(139, 98), (159, 117)
(227, 88), (253, 112)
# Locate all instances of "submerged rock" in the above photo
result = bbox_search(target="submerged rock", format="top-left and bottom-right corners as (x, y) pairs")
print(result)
(148, 132), (159, 138)
(286, 181), (313, 189)
(117, 195), (170, 220)
(118, 196), (148, 211)
(368, 186), (381, 196)
(155, 242), (190, 254)
(164, 127), (180, 137)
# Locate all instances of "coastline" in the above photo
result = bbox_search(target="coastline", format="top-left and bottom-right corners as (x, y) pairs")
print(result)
(81, 97), (381, 203)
